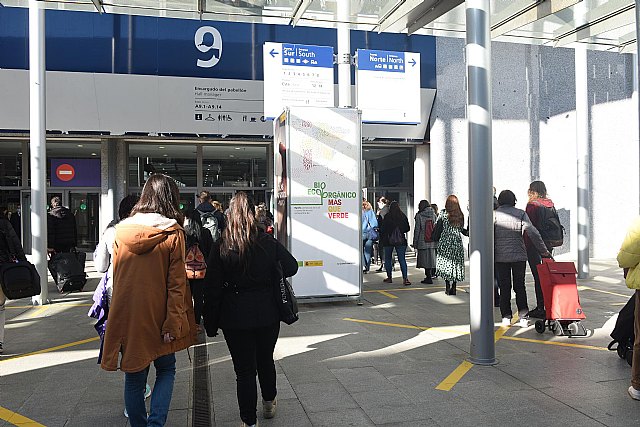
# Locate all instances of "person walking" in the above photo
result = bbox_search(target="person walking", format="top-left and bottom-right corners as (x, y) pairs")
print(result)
(47, 196), (77, 253)
(184, 209), (214, 332)
(413, 200), (437, 284)
(362, 200), (378, 274)
(0, 216), (27, 354)
(196, 191), (222, 242)
(380, 201), (411, 286)
(435, 195), (466, 295)
(525, 181), (557, 319)
(202, 191), (298, 427)
(617, 216), (640, 401)
(101, 174), (197, 427)
(374, 196), (390, 272)
(494, 190), (549, 327)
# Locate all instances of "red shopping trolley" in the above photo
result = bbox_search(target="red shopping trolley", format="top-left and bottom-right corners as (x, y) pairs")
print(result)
(534, 258), (588, 337)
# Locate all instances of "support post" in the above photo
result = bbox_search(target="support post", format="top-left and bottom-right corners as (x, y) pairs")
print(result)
(337, 0), (351, 108)
(29, 0), (48, 305)
(575, 46), (589, 279)
(466, 0), (495, 365)
(636, 0), (640, 215)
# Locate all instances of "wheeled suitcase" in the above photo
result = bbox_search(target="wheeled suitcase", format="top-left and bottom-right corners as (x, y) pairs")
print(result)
(534, 259), (588, 336)
(608, 295), (635, 366)
(48, 251), (87, 293)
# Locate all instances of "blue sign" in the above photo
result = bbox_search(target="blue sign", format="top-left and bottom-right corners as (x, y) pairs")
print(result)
(281, 44), (333, 68)
(358, 49), (415, 73)
(51, 159), (101, 187)
(0, 8), (436, 88)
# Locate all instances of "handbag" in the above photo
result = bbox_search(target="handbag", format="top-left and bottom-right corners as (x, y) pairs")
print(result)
(0, 231), (41, 300)
(432, 218), (443, 242)
(273, 259), (299, 325)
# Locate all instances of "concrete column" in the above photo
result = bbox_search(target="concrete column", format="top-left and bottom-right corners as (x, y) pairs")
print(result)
(337, 0), (351, 108)
(466, 0), (495, 365)
(115, 139), (129, 203)
(29, 0), (48, 305)
(414, 144), (431, 210)
(100, 139), (117, 233)
(575, 47), (589, 279)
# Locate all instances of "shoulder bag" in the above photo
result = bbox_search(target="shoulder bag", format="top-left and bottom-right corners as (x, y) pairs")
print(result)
(0, 231), (41, 300)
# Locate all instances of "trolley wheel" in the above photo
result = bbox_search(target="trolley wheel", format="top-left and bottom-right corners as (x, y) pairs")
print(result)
(534, 320), (545, 333)
(567, 322), (579, 337)
(549, 322), (556, 333)
(617, 345), (627, 360)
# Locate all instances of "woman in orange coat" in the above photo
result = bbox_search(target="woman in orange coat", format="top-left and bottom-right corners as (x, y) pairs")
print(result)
(101, 174), (197, 427)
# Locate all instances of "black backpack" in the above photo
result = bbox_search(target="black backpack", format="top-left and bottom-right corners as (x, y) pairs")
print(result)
(608, 295), (635, 366)
(535, 203), (564, 248)
(0, 229), (41, 300)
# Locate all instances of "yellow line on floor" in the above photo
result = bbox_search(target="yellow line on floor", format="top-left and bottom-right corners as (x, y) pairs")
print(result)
(28, 306), (47, 318)
(343, 317), (428, 331)
(364, 285), (468, 293)
(7, 302), (93, 310)
(0, 406), (45, 426)
(375, 291), (398, 299)
(0, 336), (100, 363)
(501, 336), (608, 351)
(435, 361), (474, 391)
(578, 285), (631, 299)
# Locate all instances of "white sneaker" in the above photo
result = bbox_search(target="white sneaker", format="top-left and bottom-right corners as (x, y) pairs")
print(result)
(263, 398), (277, 419)
(518, 318), (529, 328)
(124, 408), (128, 418)
(501, 317), (511, 327)
(629, 386), (640, 400)
(144, 384), (152, 400)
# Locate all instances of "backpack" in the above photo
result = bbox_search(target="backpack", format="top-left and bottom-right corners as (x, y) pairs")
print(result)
(0, 229), (41, 300)
(389, 227), (404, 246)
(424, 219), (434, 242)
(185, 243), (207, 280)
(534, 202), (564, 247)
(200, 211), (220, 242)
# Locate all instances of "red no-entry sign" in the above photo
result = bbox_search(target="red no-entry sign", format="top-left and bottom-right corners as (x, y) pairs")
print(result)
(56, 163), (75, 182)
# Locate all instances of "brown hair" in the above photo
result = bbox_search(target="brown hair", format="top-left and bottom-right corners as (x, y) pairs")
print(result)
(130, 174), (184, 224)
(445, 195), (464, 228)
(220, 191), (258, 263)
(362, 200), (373, 211)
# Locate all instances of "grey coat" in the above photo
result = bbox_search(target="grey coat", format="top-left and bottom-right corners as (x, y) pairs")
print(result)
(413, 208), (438, 250)
(494, 205), (547, 263)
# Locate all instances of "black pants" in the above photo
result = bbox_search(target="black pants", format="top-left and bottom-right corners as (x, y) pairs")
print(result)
(496, 261), (528, 319)
(223, 323), (280, 426)
(189, 279), (205, 324)
(526, 245), (544, 310)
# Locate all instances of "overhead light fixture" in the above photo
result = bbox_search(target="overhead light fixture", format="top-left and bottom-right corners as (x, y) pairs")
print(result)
(91, 153), (97, 156)
(229, 154), (235, 158)
(77, 144), (84, 147)
(235, 147), (241, 150)
(158, 146), (165, 149)
(163, 154), (168, 157)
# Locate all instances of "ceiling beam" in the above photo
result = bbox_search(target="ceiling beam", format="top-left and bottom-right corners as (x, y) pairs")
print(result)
(491, 0), (581, 39)
(377, 0), (424, 33)
(91, 0), (104, 14)
(553, 0), (635, 48)
(290, 0), (313, 27)
(620, 41), (636, 53)
(407, 0), (464, 35)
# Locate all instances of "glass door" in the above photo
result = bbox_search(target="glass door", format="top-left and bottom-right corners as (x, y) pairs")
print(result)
(69, 192), (100, 250)
(206, 190), (235, 212)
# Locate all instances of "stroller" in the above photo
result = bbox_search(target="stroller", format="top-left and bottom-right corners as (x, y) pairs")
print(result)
(534, 259), (588, 337)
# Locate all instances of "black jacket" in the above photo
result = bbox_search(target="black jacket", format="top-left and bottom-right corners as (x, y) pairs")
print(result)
(0, 218), (27, 264)
(196, 202), (226, 231)
(47, 206), (77, 251)
(202, 231), (298, 334)
(379, 212), (411, 247)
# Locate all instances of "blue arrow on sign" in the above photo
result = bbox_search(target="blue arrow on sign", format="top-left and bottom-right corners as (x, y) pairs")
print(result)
(409, 58), (416, 67)
(270, 48), (279, 58)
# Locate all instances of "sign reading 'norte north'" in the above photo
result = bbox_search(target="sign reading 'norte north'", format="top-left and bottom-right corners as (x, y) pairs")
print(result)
(263, 42), (334, 119)
(356, 49), (421, 124)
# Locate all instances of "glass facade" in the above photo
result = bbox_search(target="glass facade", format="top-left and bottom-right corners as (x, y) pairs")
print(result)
(0, 141), (23, 187)
(128, 144), (198, 188)
(202, 145), (267, 188)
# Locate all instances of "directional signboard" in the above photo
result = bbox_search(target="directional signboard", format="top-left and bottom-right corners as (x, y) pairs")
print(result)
(263, 42), (335, 119)
(356, 49), (421, 124)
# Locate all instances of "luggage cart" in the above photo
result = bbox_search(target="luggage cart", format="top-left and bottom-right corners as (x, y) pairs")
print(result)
(534, 259), (588, 337)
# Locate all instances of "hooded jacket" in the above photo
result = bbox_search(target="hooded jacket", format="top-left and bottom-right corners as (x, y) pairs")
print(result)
(413, 208), (438, 250)
(618, 217), (640, 290)
(47, 206), (77, 251)
(101, 212), (197, 373)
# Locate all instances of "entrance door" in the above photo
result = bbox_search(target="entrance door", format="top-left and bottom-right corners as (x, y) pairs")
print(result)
(69, 192), (99, 250)
(206, 190), (235, 211)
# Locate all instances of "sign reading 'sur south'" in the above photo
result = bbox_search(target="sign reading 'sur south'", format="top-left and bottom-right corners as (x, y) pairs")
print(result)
(356, 49), (421, 124)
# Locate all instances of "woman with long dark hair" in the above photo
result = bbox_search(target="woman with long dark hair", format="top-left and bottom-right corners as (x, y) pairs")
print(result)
(101, 174), (197, 427)
(379, 201), (411, 285)
(413, 200), (437, 284)
(203, 192), (298, 427)
(184, 209), (214, 331)
(435, 195), (466, 295)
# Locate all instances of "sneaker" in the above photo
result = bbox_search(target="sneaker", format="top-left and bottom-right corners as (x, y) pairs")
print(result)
(518, 318), (529, 328)
(501, 317), (511, 327)
(629, 386), (640, 400)
(144, 384), (152, 400)
(528, 308), (546, 319)
(124, 408), (128, 418)
(383, 277), (392, 283)
(403, 279), (412, 286)
(263, 398), (277, 419)
(420, 278), (433, 284)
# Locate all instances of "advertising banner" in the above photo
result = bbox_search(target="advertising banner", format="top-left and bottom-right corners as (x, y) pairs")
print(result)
(51, 159), (101, 187)
(282, 107), (361, 298)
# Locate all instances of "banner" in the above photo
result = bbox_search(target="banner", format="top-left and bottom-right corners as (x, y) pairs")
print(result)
(284, 107), (361, 298)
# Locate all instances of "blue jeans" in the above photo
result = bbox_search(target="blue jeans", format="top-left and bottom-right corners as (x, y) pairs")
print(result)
(384, 245), (408, 279)
(125, 353), (176, 427)
(363, 239), (374, 271)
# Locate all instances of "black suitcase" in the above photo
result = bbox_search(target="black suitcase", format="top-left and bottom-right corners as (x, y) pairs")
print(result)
(48, 251), (87, 293)
(608, 295), (635, 366)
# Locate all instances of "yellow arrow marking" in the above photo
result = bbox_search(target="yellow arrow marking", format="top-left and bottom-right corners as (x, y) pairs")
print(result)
(0, 406), (46, 426)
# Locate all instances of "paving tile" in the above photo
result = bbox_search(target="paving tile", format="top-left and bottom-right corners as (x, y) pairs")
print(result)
(294, 381), (360, 413)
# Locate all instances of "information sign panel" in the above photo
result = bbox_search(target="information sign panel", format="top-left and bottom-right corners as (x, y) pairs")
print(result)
(356, 49), (421, 124)
(263, 43), (335, 119)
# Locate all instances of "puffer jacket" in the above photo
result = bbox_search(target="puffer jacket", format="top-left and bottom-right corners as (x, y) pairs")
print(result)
(413, 208), (438, 250)
(617, 217), (640, 290)
(494, 205), (547, 263)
